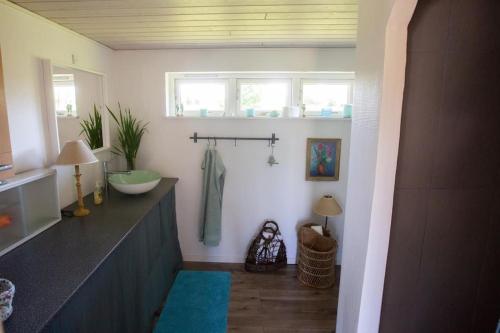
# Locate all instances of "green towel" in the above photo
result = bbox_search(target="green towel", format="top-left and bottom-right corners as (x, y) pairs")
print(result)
(199, 148), (226, 246)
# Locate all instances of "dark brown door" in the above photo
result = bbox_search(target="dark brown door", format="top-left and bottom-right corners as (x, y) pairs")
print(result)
(380, 1), (500, 332)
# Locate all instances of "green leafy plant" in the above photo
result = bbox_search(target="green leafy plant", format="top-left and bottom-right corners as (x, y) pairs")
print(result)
(107, 103), (148, 170)
(80, 104), (103, 150)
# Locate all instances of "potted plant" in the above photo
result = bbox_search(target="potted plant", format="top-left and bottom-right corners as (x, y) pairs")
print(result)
(107, 103), (148, 170)
(80, 104), (103, 150)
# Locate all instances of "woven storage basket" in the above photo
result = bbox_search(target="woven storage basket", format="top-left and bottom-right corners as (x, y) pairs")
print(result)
(297, 225), (337, 289)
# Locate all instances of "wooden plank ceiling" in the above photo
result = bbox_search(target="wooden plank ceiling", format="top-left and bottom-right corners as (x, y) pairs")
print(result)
(9, 0), (358, 50)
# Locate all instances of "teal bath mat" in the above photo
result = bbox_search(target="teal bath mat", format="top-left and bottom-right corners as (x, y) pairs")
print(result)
(154, 270), (231, 333)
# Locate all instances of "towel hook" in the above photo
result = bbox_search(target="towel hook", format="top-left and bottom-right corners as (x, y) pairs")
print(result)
(207, 137), (211, 147)
(268, 143), (279, 166)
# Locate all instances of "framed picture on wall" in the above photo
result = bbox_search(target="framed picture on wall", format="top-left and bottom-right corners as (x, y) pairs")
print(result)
(306, 138), (341, 181)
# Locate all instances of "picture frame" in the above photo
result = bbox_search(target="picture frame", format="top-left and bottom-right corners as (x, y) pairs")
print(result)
(306, 138), (341, 181)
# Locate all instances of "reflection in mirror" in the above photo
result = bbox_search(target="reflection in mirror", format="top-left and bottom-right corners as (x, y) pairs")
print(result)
(52, 66), (105, 151)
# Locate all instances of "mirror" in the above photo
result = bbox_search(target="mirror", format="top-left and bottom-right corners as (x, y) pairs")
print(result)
(52, 65), (106, 152)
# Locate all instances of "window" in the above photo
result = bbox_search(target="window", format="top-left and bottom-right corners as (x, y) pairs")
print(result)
(301, 81), (353, 116)
(175, 79), (227, 117)
(167, 72), (354, 118)
(53, 74), (77, 117)
(238, 79), (291, 117)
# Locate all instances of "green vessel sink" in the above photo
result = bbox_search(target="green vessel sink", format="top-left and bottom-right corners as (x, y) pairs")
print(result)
(108, 170), (161, 194)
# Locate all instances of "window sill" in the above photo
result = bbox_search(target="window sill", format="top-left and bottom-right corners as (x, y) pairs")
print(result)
(56, 115), (80, 119)
(164, 116), (352, 121)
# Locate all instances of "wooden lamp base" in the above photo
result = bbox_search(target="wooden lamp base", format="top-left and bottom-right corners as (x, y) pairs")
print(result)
(74, 207), (90, 217)
(74, 164), (90, 217)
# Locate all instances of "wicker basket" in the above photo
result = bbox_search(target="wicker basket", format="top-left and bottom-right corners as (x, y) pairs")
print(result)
(297, 225), (337, 289)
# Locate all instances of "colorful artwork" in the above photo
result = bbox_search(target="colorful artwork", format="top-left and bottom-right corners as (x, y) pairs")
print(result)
(306, 138), (341, 181)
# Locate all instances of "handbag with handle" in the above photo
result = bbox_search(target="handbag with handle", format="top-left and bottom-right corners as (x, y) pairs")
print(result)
(245, 220), (287, 272)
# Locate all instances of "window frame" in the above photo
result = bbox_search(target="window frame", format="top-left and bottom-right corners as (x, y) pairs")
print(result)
(236, 78), (292, 117)
(166, 72), (355, 118)
(299, 79), (354, 116)
(174, 78), (229, 117)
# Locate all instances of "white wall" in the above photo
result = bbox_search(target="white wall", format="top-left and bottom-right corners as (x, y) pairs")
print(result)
(110, 48), (355, 263)
(336, 0), (394, 330)
(336, 0), (417, 332)
(0, 1), (113, 207)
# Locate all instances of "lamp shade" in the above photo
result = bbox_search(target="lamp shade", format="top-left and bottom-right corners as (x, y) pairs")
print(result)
(55, 140), (98, 165)
(313, 195), (342, 217)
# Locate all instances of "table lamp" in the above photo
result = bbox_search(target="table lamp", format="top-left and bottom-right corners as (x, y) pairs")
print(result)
(56, 140), (98, 217)
(313, 195), (343, 229)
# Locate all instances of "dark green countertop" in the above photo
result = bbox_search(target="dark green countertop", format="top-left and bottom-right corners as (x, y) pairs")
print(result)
(0, 178), (178, 333)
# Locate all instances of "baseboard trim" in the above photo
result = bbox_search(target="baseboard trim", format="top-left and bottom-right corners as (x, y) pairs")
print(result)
(183, 254), (297, 264)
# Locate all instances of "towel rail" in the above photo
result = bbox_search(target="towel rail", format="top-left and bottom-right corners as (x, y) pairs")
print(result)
(189, 132), (279, 145)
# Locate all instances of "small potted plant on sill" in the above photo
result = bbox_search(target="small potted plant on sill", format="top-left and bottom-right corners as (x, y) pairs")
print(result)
(107, 103), (148, 170)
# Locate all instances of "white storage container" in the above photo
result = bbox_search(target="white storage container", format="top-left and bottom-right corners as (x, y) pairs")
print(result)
(0, 169), (60, 256)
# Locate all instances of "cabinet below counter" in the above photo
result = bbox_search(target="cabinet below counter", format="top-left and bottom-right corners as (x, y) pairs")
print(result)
(0, 178), (183, 333)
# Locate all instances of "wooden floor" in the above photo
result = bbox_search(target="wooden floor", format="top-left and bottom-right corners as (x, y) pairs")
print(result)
(183, 262), (340, 333)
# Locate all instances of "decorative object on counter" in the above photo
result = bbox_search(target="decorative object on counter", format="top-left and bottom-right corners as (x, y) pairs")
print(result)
(297, 223), (337, 289)
(80, 104), (103, 150)
(108, 170), (161, 195)
(267, 144), (279, 166)
(301, 103), (306, 117)
(107, 103), (148, 170)
(55, 140), (98, 217)
(0, 215), (12, 228)
(343, 104), (353, 118)
(0, 279), (15, 321)
(314, 195), (342, 229)
(245, 108), (255, 118)
(245, 220), (287, 272)
(306, 138), (341, 181)
(93, 181), (103, 205)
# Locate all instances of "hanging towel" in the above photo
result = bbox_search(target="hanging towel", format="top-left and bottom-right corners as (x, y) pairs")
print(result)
(199, 148), (226, 246)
